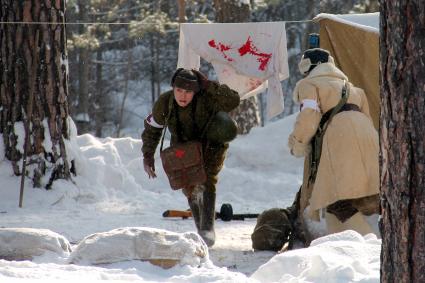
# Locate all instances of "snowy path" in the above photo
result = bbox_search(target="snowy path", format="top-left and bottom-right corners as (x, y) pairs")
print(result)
(0, 200), (275, 276)
(0, 116), (381, 282)
(209, 220), (276, 275)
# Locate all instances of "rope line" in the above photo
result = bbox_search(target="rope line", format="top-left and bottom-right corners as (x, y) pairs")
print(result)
(0, 20), (314, 26)
(285, 19), (314, 23)
(0, 21), (145, 25)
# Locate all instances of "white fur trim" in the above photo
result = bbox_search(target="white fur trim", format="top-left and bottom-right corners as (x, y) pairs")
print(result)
(298, 57), (312, 75)
(146, 114), (164, 128)
(301, 99), (320, 112)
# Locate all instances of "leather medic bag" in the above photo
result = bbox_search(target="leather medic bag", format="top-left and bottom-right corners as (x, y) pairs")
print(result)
(159, 95), (211, 190)
(160, 141), (207, 190)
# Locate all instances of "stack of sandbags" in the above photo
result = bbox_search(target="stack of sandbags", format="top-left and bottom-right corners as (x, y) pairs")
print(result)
(0, 228), (71, 260)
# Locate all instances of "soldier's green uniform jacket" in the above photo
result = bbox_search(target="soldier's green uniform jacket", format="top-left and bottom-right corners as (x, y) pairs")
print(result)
(141, 82), (240, 190)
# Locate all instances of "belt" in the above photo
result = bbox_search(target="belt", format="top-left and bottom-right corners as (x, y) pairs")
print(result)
(321, 103), (361, 127)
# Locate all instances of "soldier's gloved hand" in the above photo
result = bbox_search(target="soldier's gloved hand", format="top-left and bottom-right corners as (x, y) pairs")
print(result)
(191, 69), (210, 90)
(288, 134), (310, 157)
(143, 155), (157, 179)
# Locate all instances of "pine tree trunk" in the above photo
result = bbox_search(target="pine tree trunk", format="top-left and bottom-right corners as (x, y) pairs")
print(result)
(76, 0), (90, 134)
(154, 36), (161, 99)
(380, 1), (425, 282)
(94, 49), (104, 137)
(365, 0), (379, 13)
(0, 0), (72, 188)
(150, 33), (156, 107)
(116, 42), (133, 138)
(213, 0), (261, 134)
(177, 0), (186, 23)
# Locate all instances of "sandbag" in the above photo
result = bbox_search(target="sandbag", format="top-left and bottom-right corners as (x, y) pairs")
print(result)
(251, 208), (292, 251)
(69, 227), (208, 269)
(0, 228), (71, 261)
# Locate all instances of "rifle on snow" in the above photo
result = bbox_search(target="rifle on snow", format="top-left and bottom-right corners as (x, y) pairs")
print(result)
(163, 203), (259, 222)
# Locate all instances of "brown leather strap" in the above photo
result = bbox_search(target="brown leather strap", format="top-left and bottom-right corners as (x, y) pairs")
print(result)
(320, 103), (361, 127)
(339, 103), (361, 113)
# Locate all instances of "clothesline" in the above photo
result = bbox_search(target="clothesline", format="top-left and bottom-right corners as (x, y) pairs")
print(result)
(0, 20), (313, 25)
(285, 20), (314, 23)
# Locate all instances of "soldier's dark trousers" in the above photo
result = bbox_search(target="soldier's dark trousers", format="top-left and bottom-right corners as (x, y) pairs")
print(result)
(187, 186), (202, 231)
(186, 142), (228, 247)
(187, 184), (216, 247)
(199, 188), (216, 246)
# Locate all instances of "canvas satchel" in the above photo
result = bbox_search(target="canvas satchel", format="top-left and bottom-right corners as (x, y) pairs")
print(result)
(160, 141), (207, 190)
(159, 95), (209, 190)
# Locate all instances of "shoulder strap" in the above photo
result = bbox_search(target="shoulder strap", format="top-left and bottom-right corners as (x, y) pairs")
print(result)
(309, 80), (350, 183)
(159, 93), (175, 151)
(319, 80), (350, 131)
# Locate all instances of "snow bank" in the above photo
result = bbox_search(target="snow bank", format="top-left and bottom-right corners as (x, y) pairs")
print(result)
(0, 228), (71, 261)
(227, 113), (298, 168)
(0, 114), (382, 282)
(250, 230), (380, 283)
(0, 259), (255, 282)
(69, 227), (208, 268)
(221, 113), (303, 213)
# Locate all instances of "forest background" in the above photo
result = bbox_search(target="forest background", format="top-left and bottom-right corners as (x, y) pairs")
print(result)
(66, 0), (379, 138)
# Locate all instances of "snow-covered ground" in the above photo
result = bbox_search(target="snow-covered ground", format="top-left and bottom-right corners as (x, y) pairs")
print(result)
(0, 114), (380, 282)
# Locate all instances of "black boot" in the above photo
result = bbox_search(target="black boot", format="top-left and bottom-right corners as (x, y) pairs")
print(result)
(199, 189), (216, 247)
(187, 185), (204, 232)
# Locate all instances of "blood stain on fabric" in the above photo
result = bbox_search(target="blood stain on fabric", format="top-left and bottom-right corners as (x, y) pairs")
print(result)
(208, 39), (234, 62)
(238, 37), (272, 71)
(246, 78), (263, 91)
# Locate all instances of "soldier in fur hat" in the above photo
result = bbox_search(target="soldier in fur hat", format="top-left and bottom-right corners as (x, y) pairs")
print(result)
(288, 48), (380, 237)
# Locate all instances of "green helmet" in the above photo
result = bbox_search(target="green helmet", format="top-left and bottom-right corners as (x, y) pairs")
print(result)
(206, 111), (238, 143)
